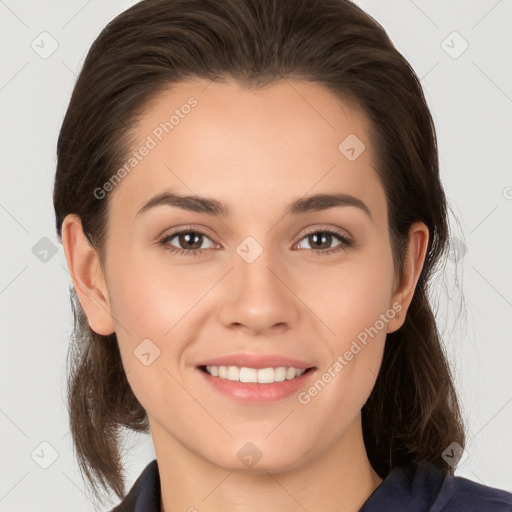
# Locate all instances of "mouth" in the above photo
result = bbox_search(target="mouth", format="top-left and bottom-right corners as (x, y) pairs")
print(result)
(194, 353), (318, 402)
(196, 363), (318, 402)
(197, 364), (316, 384)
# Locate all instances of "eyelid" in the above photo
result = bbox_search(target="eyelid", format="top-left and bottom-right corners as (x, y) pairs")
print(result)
(157, 224), (217, 241)
(298, 225), (352, 241)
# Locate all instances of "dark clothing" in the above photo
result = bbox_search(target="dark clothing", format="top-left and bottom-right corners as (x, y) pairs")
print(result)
(110, 458), (512, 511)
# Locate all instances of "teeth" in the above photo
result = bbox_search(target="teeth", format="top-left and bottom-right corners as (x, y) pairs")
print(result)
(204, 365), (307, 383)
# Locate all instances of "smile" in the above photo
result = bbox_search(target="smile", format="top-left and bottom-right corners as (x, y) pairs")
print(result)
(200, 365), (314, 383)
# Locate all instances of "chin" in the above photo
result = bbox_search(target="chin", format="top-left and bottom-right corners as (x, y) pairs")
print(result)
(199, 438), (312, 475)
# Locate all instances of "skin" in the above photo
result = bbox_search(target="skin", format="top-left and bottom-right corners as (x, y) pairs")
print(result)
(62, 78), (429, 512)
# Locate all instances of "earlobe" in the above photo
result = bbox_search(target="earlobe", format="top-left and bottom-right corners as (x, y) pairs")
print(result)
(61, 214), (115, 336)
(387, 221), (429, 333)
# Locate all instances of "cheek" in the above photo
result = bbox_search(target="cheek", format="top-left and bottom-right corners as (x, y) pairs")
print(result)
(299, 279), (391, 433)
(105, 256), (192, 412)
(106, 244), (197, 337)
(303, 242), (394, 397)
(305, 246), (395, 340)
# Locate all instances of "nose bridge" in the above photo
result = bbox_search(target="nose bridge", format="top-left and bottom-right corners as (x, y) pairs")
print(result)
(236, 240), (280, 293)
(234, 236), (286, 304)
(218, 236), (299, 332)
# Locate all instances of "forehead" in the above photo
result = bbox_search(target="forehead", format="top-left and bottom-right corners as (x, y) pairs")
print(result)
(110, 78), (386, 223)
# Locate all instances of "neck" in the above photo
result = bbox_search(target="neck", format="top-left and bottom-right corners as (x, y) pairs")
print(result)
(153, 414), (383, 512)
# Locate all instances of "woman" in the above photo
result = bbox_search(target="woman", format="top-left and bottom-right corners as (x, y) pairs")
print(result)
(53, 0), (512, 510)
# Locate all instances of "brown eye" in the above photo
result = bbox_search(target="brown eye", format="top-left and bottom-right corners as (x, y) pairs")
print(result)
(158, 230), (215, 256)
(296, 229), (352, 255)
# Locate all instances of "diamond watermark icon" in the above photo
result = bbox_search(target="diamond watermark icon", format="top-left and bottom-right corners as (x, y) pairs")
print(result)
(441, 441), (465, 469)
(32, 236), (58, 263)
(134, 338), (161, 366)
(441, 31), (469, 59)
(236, 236), (263, 264)
(338, 134), (366, 161)
(447, 236), (467, 264)
(237, 442), (263, 468)
(31, 31), (59, 59)
(31, 441), (59, 469)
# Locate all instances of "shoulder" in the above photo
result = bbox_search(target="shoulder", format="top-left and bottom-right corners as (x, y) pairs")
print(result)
(360, 460), (512, 512)
(109, 459), (161, 512)
(435, 466), (512, 511)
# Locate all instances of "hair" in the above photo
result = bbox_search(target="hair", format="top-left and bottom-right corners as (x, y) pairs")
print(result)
(53, 0), (466, 506)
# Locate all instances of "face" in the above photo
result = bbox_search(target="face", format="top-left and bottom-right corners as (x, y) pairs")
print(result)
(98, 78), (401, 472)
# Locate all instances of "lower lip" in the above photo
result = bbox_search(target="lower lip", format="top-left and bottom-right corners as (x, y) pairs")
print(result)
(196, 367), (316, 403)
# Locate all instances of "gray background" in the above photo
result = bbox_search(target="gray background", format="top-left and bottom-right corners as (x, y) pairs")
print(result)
(0, 0), (511, 510)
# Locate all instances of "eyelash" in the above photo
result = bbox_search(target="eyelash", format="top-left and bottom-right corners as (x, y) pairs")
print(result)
(157, 226), (353, 257)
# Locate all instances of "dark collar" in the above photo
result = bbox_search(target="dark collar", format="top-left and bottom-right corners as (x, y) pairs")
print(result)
(110, 459), (160, 511)
(110, 458), (512, 511)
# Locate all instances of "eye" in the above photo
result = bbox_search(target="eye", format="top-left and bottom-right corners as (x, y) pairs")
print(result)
(157, 227), (352, 257)
(158, 228), (216, 256)
(295, 229), (352, 256)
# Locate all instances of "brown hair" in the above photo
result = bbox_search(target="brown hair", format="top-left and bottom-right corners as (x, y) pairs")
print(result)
(53, 0), (466, 506)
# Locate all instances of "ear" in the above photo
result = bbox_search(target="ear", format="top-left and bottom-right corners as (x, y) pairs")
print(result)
(387, 221), (429, 333)
(61, 214), (115, 335)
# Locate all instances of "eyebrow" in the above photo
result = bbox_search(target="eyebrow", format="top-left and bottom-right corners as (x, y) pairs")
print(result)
(136, 191), (372, 220)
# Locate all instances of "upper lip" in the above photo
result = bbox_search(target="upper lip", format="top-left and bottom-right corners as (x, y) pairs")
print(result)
(196, 353), (316, 370)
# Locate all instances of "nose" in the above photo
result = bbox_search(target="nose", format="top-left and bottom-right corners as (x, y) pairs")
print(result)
(217, 246), (301, 335)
